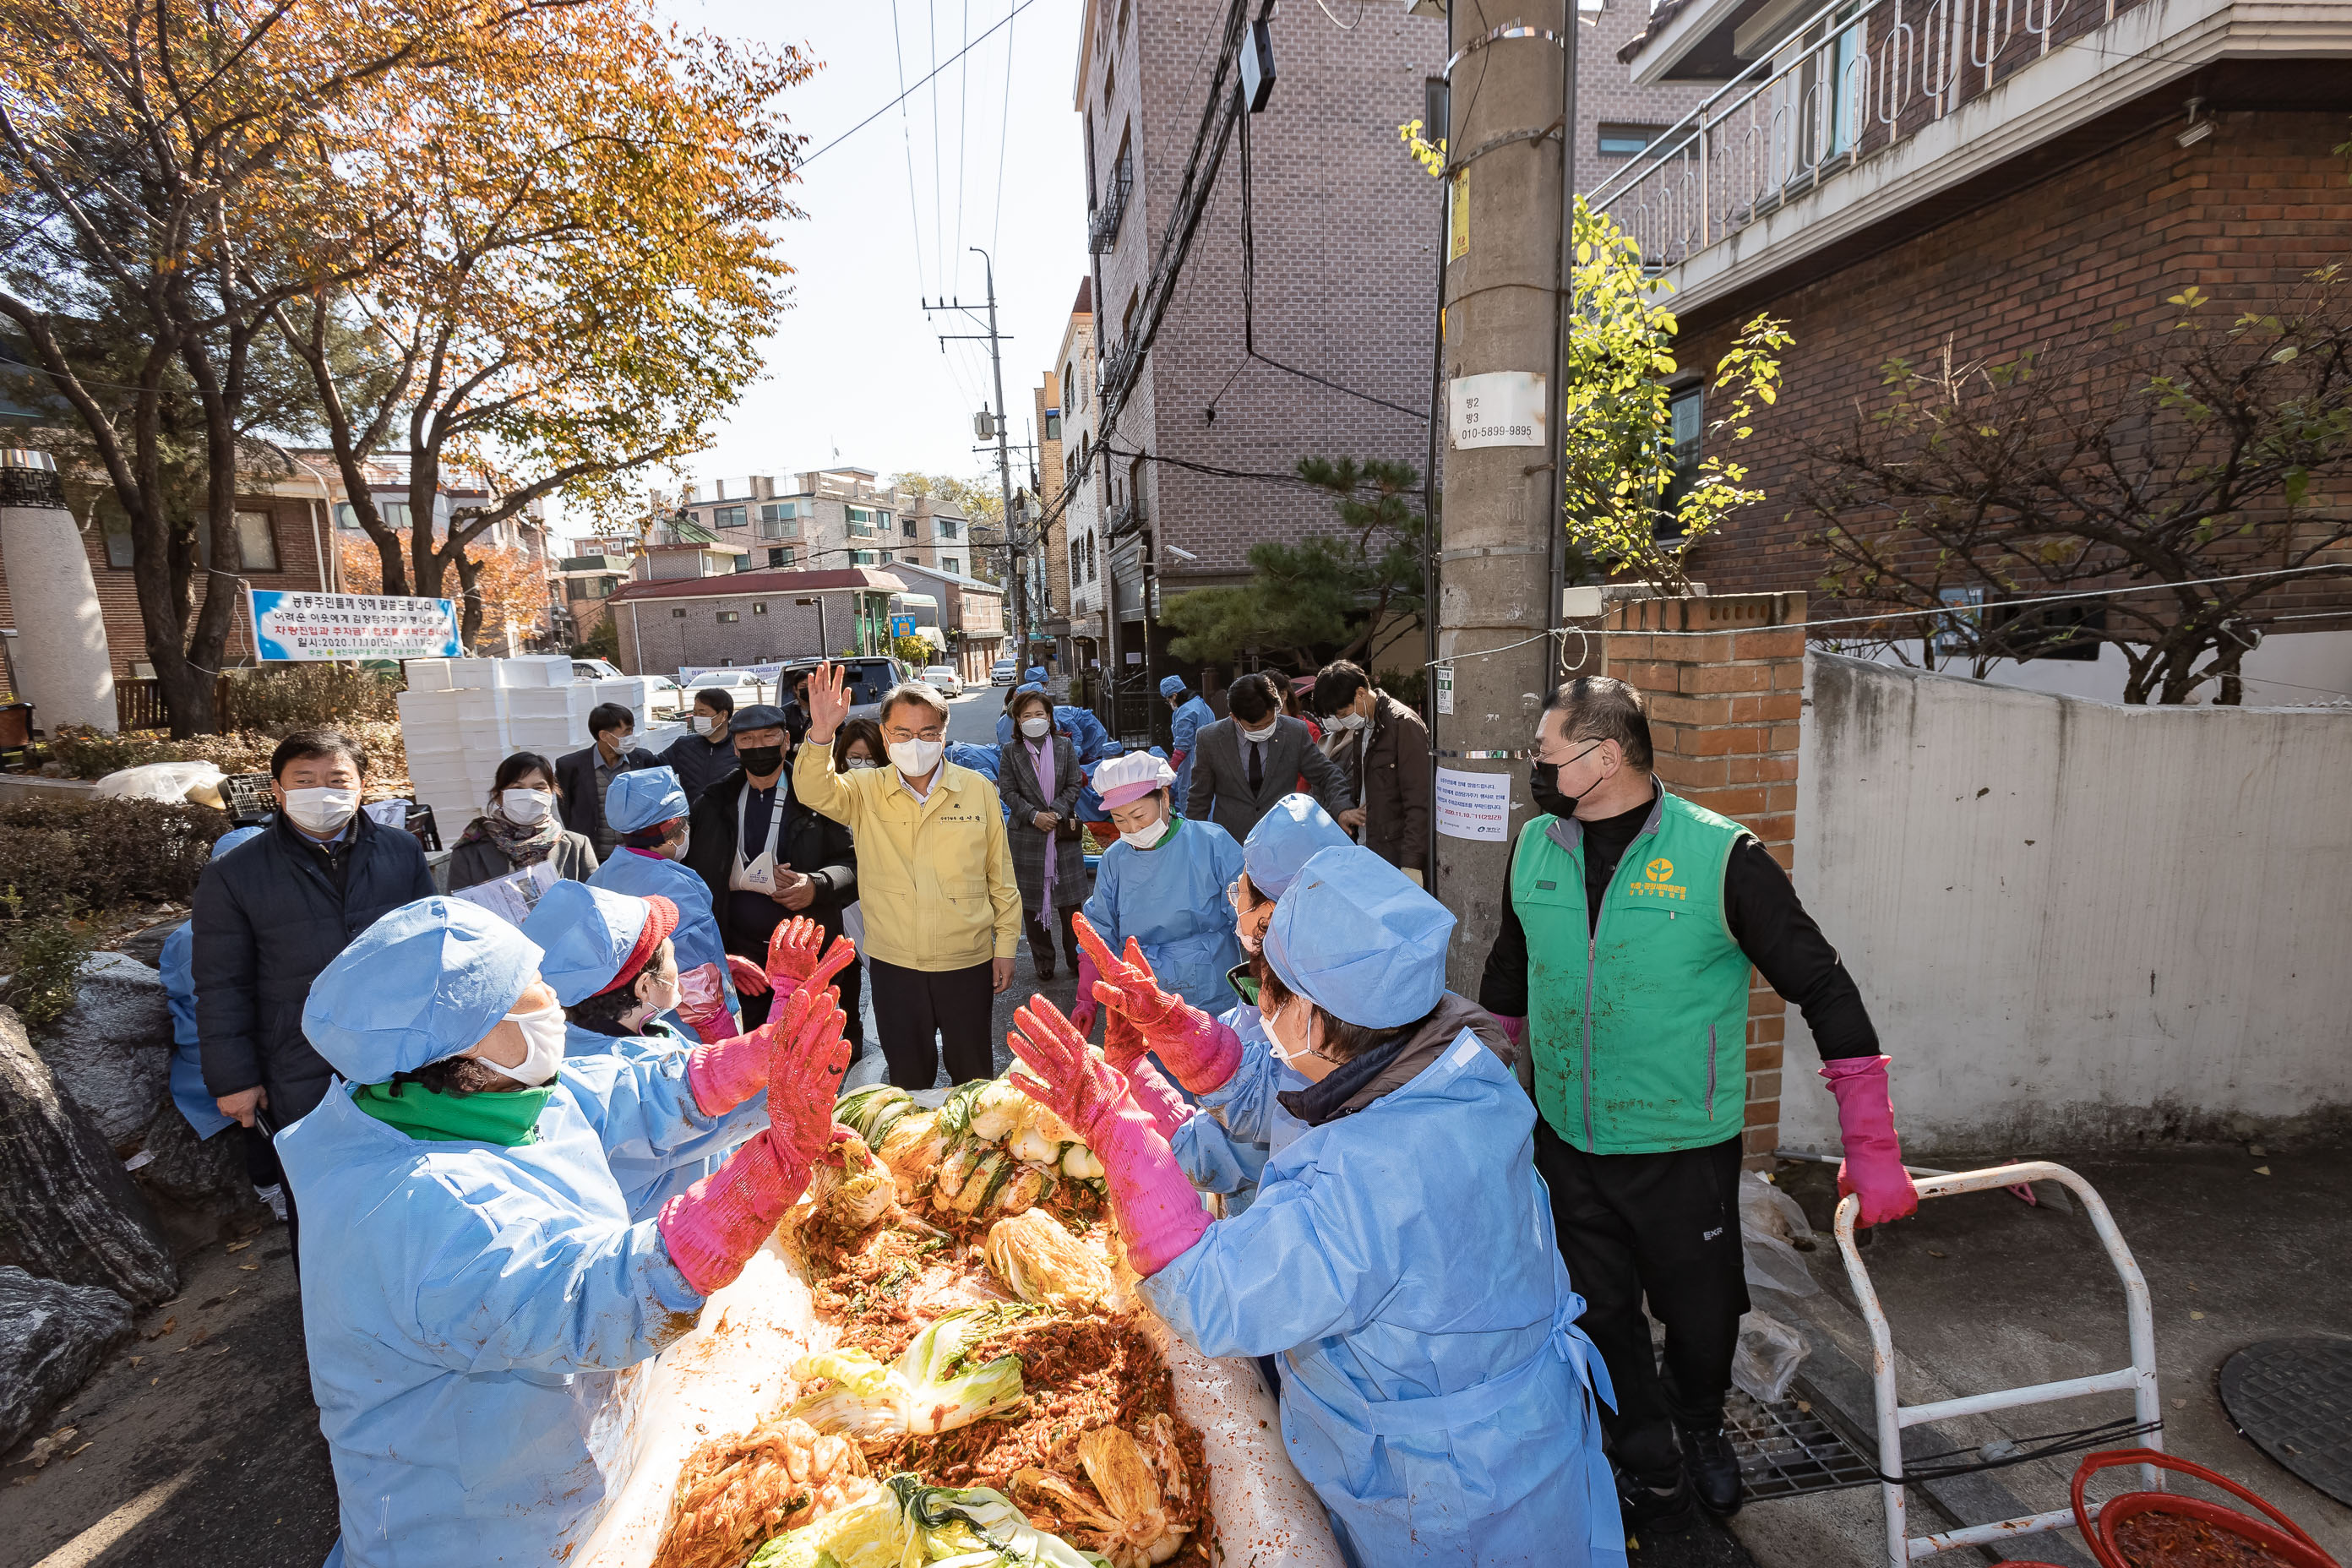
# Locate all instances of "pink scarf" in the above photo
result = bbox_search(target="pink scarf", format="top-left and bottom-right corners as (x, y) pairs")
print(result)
(1027, 735), (1059, 918)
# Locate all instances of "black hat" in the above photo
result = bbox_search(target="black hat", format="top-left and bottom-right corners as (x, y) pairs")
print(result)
(729, 704), (789, 736)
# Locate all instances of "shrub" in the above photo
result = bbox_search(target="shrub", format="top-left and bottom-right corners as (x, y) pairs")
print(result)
(47, 721), (406, 787)
(0, 799), (231, 917)
(0, 890), (96, 1029)
(220, 664), (400, 731)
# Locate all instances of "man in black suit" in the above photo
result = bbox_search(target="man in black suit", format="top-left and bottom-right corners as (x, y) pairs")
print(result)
(554, 702), (656, 858)
(1184, 672), (1350, 841)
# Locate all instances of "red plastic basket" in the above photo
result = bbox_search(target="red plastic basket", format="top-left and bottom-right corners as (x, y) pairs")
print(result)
(2071, 1449), (2338, 1568)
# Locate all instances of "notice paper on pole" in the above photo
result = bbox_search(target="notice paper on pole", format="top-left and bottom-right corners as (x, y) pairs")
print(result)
(1434, 663), (1454, 716)
(1435, 767), (1513, 841)
(1449, 371), (1546, 449)
(248, 591), (461, 662)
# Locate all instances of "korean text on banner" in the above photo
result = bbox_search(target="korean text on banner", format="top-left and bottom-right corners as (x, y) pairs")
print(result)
(1435, 767), (1513, 842)
(248, 590), (462, 662)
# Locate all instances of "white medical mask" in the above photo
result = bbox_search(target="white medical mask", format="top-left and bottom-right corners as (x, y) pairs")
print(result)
(888, 738), (945, 778)
(282, 786), (360, 836)
(1328, 711), (1369, 732)
(498, 787), (554, 826)
(1239, 721), (1277, 744)
(629, 969), (681, 1025)
(1265, 996), (1331, 1081)
(490, 1004), (566, 1087)
(1020, 716), (1053, 739)
(668, 828), (692, 861)
(846, 759), (879, 770)
(1119, 812), (1170, 852)
(690, 715), (717, 736)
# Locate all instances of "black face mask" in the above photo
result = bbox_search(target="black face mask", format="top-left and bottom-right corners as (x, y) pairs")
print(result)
(738, 745), (786, 777)
(1529, 743), (1601, 819)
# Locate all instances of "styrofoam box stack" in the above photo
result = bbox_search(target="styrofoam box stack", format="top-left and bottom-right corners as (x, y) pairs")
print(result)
(592, 676), (664, 737)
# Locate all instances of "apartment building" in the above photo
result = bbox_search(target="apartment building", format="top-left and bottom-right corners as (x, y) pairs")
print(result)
(1594, 0), (2352, 704)
(1075, 0), (1704, 733)
(1048, 281), (1104, 673)
(669, 468), (977, 581)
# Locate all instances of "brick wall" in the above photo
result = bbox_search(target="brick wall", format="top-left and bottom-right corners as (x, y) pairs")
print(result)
(1603, 591), (1806, 1165)
(0, 490), (332, 681)
(1673, 112), (2352, 627)
(611, 588), (860, 677)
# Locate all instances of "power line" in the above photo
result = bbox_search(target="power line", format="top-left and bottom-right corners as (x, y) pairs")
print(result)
(889, 0), (929, 292)
(952, 0), (972, 281)
(988, 0), (1017, 259)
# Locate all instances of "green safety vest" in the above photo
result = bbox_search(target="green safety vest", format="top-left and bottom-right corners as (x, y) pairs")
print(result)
(1510, 789), (1752, 1154)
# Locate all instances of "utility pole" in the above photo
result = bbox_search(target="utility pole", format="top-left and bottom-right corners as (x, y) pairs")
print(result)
(923, 248), (1028, 668)
(1431, 0), (1576, 993)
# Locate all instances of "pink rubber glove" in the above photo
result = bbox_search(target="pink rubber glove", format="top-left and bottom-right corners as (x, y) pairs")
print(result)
(1123, 1056), (1193, 1142)
(1006, 997), (1208, 1277)
(687, 978), (842, 1116)
(1103, 1004), (1147, 1075)
(767, 917), (853, 992)
(727, 954), (771, 999)
(1069, 948), (1101, 1037)
(658, 1131), (807, 1295)
(676, 961), (740, 1046)
(1821, 1055), (1918, 1228)
(1074, 913), (1241, 1095)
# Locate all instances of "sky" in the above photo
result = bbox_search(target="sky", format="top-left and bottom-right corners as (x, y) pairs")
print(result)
(610, 0), (1091, 539)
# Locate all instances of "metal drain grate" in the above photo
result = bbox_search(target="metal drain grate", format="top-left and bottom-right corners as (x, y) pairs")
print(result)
(1726, 1387), (1879, 1500)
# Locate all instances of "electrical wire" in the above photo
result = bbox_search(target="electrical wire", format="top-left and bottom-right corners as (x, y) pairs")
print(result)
(1313, 0), (1366, 26)
(889, 0), (929, 293)
(988, 0), (1017, 258)
(1866, 1416), (2163, 1486)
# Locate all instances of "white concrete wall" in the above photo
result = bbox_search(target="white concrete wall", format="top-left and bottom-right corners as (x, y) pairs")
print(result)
(0, 498), (118, 732)
(1841, 627), (2352, 709)
(1783, 654), (2352, 1157)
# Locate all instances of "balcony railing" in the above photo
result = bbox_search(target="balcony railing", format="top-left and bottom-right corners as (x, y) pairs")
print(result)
(1591, 0), (2147, 270)
(1088, 163), (1133, 255)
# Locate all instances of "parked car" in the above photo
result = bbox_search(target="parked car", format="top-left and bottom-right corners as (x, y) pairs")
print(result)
(572, 657), (624, 683)
(781, 656), (907, 722)
(645, 675), (684, 718)
(679, 669), (769, 707)
(920, 664), (965, 698)
(991, 657), (1019, 685)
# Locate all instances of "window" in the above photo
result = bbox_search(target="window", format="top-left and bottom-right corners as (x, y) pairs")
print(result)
(941, 557), (961, 575)
(376, 499), (412, 530)
(768, 546), (796, 569)
(902, 515), (917, 538)
(757, 502), (800, 541)
(1655, 385), (1703, 538)
(191, 509), (280, 572)
(1598, 123), (1663, 158)
(847, 506), (874, 536)
(1045, 411), (1063, 442)
(717, 609), (740, 623)
(849, 549), (875, 566)
(753, 602), (768, 615)
(672, 607), (688, 618)
(99, 502), (133, 569)
(716, 504), (747, 529)
(879, 550), (896, 564)
(935, 520), (958, 540)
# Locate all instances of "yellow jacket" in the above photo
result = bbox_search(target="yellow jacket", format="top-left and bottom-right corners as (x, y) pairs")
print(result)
(792, 742), (1021, 970)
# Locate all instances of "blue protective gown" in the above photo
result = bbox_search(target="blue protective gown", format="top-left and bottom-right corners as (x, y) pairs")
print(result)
(158, 922), (236, 1140)
(1169, 988), (1279, 1214)
(560, 1020), (769, 1221)
(276, 1054), (716, 1568)
(1169, 694), (1217, 808)
(1082, 816), (1244, 1015)
(587, 847), (739, 1030)
(1143, 1029), (1625, 1568)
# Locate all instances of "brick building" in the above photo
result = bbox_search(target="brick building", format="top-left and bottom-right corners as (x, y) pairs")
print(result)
(1048, 281), (1105, 672)
(670, 469), (977, 580)
(1032, 364), (1075, 669)
(1596, 0), (2352, 705)
(0, 444), (340, 688)
(603, 566), (909, 678)
(885, 558), (1010, 685)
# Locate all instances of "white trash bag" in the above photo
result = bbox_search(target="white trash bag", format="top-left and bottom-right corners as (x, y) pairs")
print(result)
(1732, 1309), (1811, 1403)
(1739, 1169), (1820, 1298)
(92, 760), (225, 804)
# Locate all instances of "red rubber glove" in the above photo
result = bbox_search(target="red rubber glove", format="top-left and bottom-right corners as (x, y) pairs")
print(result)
(657, 1130), (805, 1296)
(1123, 1056), (1193, 1142)
(1006, 997), (1208, 1277)
(1070, 947), (1101, 1037)
(767, 916), (852, 992)
(766, 987), (852, 1168)
(727, 953), (771, 998)
(1074, 913), (1241, 1095)
(1821, 1055), (1918, 1228)
(1102, 1002), (1148, 1075)
(1492, 1015), (1526, 1051)
(675, 961), (741, 1045)
(686, 976), (845, 1117)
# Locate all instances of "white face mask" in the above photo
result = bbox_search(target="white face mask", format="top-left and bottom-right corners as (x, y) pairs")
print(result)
(888, 738), (945, 779)
(690, 715), (717, 736)
(282, 786), (360, 836)
(1239, 721), (1277, 744)
(488, 1003), (566, 1087)
(1265, 996), (1330, 1081)
(498, 787), (554, 826)
(1329, 710), (1369, 732)
(629, 970), (681, 1025)
(1020, 715), (1053, 739)
(1118, 810), (1169, 852)
(669, 828), (692, 861)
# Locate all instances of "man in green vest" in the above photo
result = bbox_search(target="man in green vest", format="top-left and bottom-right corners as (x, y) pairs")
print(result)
(1481, 676), (1916, 1531)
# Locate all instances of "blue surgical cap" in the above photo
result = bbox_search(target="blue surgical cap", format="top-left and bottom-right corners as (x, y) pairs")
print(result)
(1025, 666), (1048, 682)
(522, 881), (655, 1006)
(211, 825), (265, 861)
(605, 766), (687, 834)
(1243, 795), (1354, 900)
(1158, 674), (1189, 700)
(1263, 846), (1455, 1029)
(302, 898), (542, 1082)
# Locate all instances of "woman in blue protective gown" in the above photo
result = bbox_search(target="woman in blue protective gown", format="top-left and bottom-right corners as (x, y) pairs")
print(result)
(586, 765), (768, 1043)
(1010, 845), (1623, 1568)
(278, 896), (855, 1568)
(1069, 751), (1244, 1039)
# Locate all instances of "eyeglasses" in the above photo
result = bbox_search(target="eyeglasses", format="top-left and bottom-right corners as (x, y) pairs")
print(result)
(1534, 738), (1604, 767)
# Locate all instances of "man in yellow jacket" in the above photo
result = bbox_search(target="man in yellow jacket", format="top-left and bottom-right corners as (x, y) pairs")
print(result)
(796, 664), (1021, 1087)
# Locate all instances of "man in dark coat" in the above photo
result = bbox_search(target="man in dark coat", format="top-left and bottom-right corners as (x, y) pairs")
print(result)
(193, 728), (435, 1260)
(685, 705), (861, 1044)
(1184, 672), (1350, 842)
(555, 702), (656, 857)
(659, 685), (738, 806)
(1313, 659), (1433, 879)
